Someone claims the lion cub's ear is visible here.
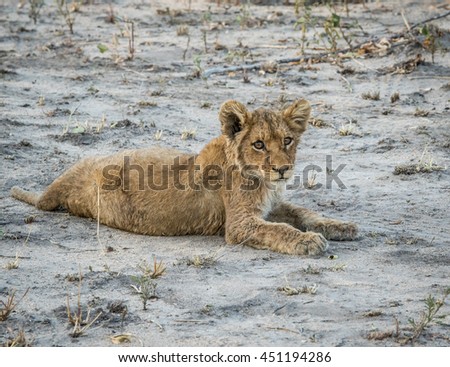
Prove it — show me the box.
[219,100,250,140]
[282,99,311,134]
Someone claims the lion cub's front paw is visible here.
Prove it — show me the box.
[313,220,358,241]
[293,232,328,256]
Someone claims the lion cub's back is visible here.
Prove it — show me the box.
[84,147,225,236]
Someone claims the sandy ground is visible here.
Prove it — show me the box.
[1,0,449,347]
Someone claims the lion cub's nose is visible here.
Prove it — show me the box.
[272,166,289,178]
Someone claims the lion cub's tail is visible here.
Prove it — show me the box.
[11,186,40,207]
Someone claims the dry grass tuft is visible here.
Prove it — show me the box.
[154,130,163,141]
[390,92,400,103]
[302,263,346,274]
[66,272,102,337]
[305,170,318,189]
[5,252,20,270]
[339,123,355,136]
[137,257,166,279]
[414,108,429,117]
[0,289,29,322]
[361,90,380,101]
[185,252,220,268]
[308,117,328,128]
[394,147,444,175]
[278,283,318,296]
[181,128,196,140]
[3,328,32,347]
[176,25,189,36]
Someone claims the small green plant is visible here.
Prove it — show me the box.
[236,1,252,29]
[295,2,362,54]
[130,276,158,310]
[192,55,206,79]
[201,7,212,23]
[294,1,316,54]
[323,11,341,53]
[405,289,449,344]
[367,288,449,343]
[97,43,108,54]
[418,24,442,63]
[131,258,162,310]
[55,0,76,35]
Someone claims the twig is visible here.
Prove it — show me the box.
[96,185,101,248]
[202,10,450,78]
[408,10,450,31]
[401,10,411,31]
[339,74,352,92]
[118,66,147,78]
[182,33,191,62]
[350,57,378,72]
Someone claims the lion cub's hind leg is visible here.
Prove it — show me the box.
[11,184,63,211]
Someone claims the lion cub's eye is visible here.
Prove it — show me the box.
[284,137,293,146]
[253,141,265,150]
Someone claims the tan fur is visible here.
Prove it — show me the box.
[11,99,357,255]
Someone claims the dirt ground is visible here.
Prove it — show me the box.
[1,0,449,347]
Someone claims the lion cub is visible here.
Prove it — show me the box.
[11,99,357,255]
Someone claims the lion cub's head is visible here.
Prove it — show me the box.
[219,99,311,182]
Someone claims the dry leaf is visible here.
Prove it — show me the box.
[110,333,133,344]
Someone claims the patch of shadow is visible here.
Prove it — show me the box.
[2,118,29,128]
[53,132,99,146]
[82,271,133,290]
[374,138,397,153]
[386,249,450,266]
[0,68,17,77]
[198,296,267,319]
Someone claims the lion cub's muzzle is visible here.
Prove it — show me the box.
[270,165,292,181]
